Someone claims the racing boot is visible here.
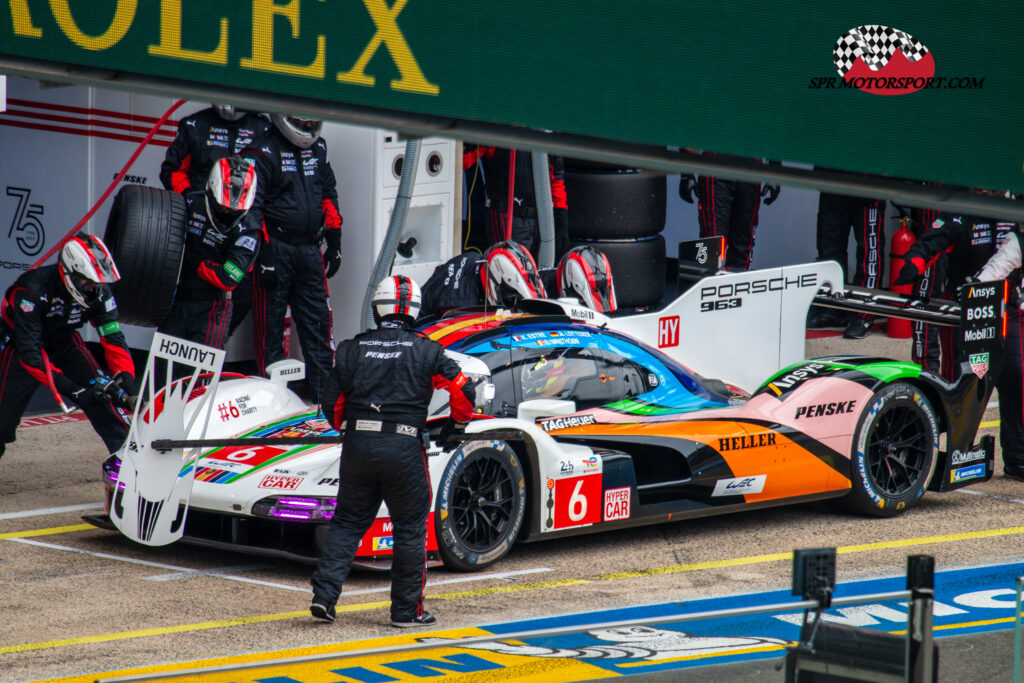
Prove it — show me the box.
[391,611,436,628]
[843,316,873,339]
[310,601,336,623]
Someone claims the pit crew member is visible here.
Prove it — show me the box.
[244,114,342,404]
[679,155,780,271]
[0,235,135,458]
[159,104,270,336]
[462,145,569,259]
[893,205,1016,381]
[159,156,260,350]
[311,276,476,627]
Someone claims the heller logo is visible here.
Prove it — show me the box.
[811,25,984,95]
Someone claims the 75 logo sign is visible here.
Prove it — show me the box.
[5,187,46,257]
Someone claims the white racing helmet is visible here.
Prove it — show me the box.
[205,156,258,234]
[483,241,546,307]
[212,104,245,122]
[59,234,121,307]
[271,113,323,149]
[557,245,617,313]
[372,275,422,324]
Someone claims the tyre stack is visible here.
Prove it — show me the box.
[564,161,666,309]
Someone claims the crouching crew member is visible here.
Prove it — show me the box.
[159,156,260,349]
[0,235,135,458]
[311,276,476,627]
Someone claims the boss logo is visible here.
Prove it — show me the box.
[966,305,996,320]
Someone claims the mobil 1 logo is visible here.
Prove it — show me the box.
[958,281,1003,378]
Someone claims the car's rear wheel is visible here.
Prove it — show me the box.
[435,440,526,571]
[843,382,938,517]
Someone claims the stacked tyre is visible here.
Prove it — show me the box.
[564,163,666,309]
[103,185,187,327]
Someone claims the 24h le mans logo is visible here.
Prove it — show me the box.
[833,25,935,95]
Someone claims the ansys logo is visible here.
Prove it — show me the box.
[810,25,984,95]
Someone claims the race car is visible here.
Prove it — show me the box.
[86,260,1006,572]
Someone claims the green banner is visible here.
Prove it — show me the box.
[2,1,1022,190]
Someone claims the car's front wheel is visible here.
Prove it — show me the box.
[435,440,526,571]
[844,382,938,517]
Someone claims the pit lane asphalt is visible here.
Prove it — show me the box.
[1,331,1022,682]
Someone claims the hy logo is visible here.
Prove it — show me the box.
[833,25,934,95]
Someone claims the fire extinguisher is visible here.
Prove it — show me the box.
[887,216,916,338]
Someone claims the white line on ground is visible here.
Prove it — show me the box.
[144,563,274,582]
[0,502,103,521]
[958,488,1024,505]
[4,537,553,594]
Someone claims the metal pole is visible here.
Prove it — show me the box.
[1015,576,1022,683]
[905,555,936,683]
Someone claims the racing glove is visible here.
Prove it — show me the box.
[54,374,103,409]
[323,229,342,279]
[89,375,137,412]
[893,256,927,286]
[760,184,781,206]
[255,245,277,290]
[678,174,697,203]
[439,418,467,449]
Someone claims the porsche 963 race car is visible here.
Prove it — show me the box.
[85,260,1006,571]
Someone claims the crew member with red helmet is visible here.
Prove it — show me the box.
[0,235,135,458]
[244,113,342,404]
[159,156,260,350]
[311,276,476,627]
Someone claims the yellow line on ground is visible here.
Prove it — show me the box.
[618,642,791,667]
[7,526,1024,656]
[980,420,999,428]
[838,526,1024,554]
[0,523,93,540]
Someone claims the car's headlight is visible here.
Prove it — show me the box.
[251,496,336,521]
[102,456,124,491]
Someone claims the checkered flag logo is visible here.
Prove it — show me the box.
[833,25,930,77]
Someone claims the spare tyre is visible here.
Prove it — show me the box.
[571,235,665,309]
[565,169,666,240]
[103,185,186,327]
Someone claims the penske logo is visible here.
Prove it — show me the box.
[794,400,856,419]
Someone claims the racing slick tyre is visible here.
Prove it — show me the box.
[571,235,666,309]
[564,169,666,240]
[103,185,187,327]
[435,439,527,571]
[843,382,938,517]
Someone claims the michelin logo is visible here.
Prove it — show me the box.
[951,464,986,483]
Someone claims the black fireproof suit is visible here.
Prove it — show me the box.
[463,145,569,258]
[697,176,762,271]
[312,318,476,621]
[159,107,270,336]
[0,265,134,453]
[910,206,945,373]
[816,192,887,321]
[898,213,1016,381]
[244,130,342,403]
[159,194,262,350]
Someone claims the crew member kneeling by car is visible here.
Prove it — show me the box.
[310,276,476,627]
[0,235,136,459]
[159,156,260,350]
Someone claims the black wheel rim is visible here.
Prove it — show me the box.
[866,403,930,497]
[450,453,517,551]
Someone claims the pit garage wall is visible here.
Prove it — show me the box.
[0,76,456,361]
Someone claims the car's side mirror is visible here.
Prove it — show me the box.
[517,399,577,422]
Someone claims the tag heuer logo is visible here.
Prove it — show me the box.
[969,352,990,379]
